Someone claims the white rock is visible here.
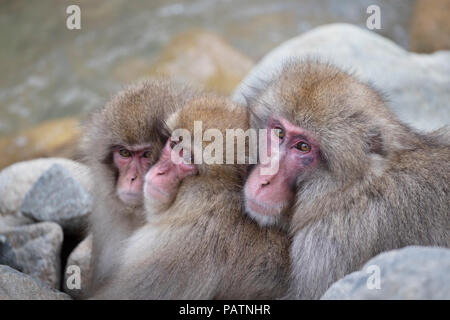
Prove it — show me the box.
[232,23,450,132]
[20,164,93,235]
[321,246,450,300]
[0,158,93,229]
[0,265,71,300]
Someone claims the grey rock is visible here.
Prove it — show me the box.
[63,234,92,299]
[321,246,450,300]
[0,235,21,271]
[0,158,93,230]
[0,265,71,300]
[232,23,450,132]
[1,222,63,289]
[20,163,93,235]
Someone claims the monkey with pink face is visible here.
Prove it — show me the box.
[90,96,291,300]
[242,61,450,299]
[81,79,200,296]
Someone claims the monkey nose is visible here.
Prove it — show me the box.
[261,180,270,187]
[156,169,167,175]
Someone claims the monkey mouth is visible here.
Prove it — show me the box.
[246,198,285,217]
[118,191,142,206]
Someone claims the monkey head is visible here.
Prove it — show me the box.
[143,136,198,210]
[143,96,249,215]
[111,144,155,206]
[244,115,321,227]
[243,61,411,228]
[82,80,179,208]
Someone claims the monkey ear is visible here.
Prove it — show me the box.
[368,129,385,156]
[157,118,172,141]
[246,101,266,128]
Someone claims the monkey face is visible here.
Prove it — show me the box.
[244,117,320,227]
[113,144,154,206]
[143,138,197,210]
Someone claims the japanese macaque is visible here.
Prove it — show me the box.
[91,96,290,299]
[242,61,450,299]
[81,79,199,295]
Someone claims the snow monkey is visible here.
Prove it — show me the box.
[242,61,450,299]
[82,79,199,296]
[91,95,291,299]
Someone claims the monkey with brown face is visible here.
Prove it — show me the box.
[242,61,450,299]
[81,79,199,295]
[91,96,291,299]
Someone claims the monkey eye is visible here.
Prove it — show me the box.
[142,151,152,158]
[170,136,183,149]
[274,127,285,139]
[118,149,131,157]
[295,142,311,152]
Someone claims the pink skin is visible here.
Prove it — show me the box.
[244,117,320,220]
[113,145,153,206]
[144,138,197,205]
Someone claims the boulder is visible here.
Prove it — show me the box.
[321,246,450,300]
[1,222,63,289]
[0,235,21,271]
[63,234,92,299]
[20,164,92,235]
[232,23,450,132]
[0,158,93,230]
[0,265,71,300]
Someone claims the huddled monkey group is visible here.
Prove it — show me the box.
[81,61,449,300]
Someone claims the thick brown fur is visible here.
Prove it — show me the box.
[246,61,450,299]
[91,97,291,299]
[81,78,199,296]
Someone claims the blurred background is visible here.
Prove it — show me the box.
[0,0,449,169]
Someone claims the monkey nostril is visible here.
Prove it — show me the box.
[261,180,270,187]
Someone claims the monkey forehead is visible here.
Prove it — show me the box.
[111,143,153,152]
[100,82,180,145]
[172,97,249,132]
[252,66,390,148]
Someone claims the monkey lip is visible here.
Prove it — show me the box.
[118,191,142,206]
[246,198,285,217]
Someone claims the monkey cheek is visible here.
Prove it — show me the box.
[143,180,176,207]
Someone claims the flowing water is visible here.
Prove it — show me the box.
[0,0,414,136]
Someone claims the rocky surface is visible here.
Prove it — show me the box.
[322,246,450,300]
[63,234,92,299]
[232,23,450,132]
[0,265,71,300]
[410,0,450,53]
[1,222,63,289]
[0,158,93,230]
[0,117,81,170]
[0,235,21,271]
[20,164,92,235]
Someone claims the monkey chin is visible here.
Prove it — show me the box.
[117,191,143,207]
[244,198,287,228]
